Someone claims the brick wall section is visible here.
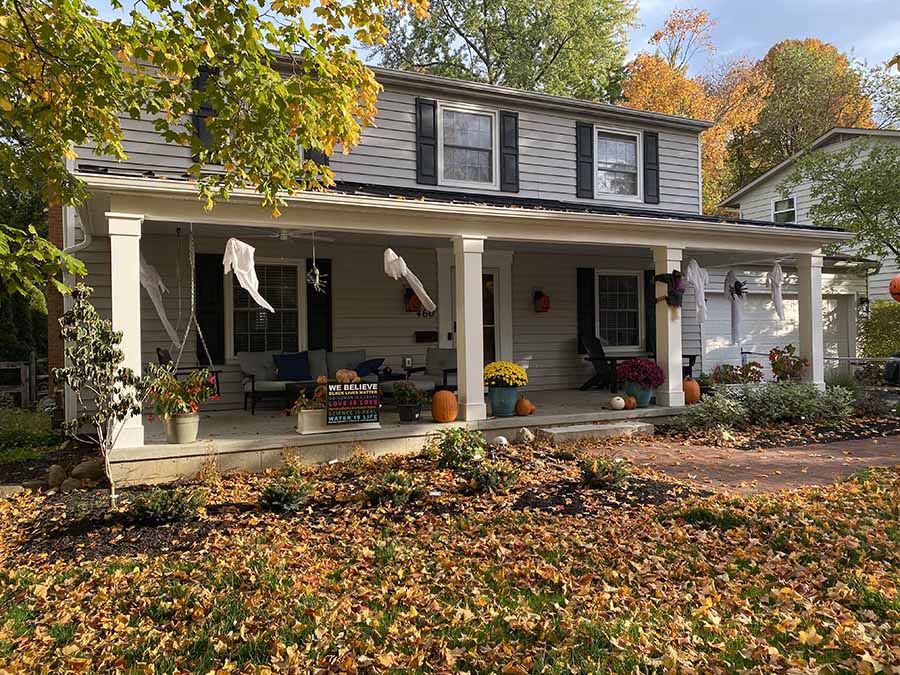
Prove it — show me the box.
[46,204,65,377]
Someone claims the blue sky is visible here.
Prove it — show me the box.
[629,0,900,74]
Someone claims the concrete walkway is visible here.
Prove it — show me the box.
[612,435,900,494]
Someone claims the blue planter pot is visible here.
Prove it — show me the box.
[488,387,519,417]
[623,381,653,408]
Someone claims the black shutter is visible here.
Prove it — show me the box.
[416,98,437,185]
[191,67,216,152]
[195,253,225,365]
[305,148,329,166]
[644,269,657,355]
[306,258,333,351]
[499,111,519,192]
[576,268,596,354]
[643,131,660,204]
[575,122,594,199]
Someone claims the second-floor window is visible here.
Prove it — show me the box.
[596,128,641,199]
[772,196,796,224]
[438,103,498,188]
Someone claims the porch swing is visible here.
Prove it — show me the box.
[150,224,222,397]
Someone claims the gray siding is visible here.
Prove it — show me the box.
[73,83,702,215]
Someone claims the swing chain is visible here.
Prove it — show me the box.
[174,225,215,370]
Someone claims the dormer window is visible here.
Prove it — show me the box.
[596,127,641,199]
[437,103,499,189]
[772,196,796,224]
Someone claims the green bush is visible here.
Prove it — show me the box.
[128,486,207,524]
[580,455,630,488]
[365,470,424,506]
[432,428,485,469]
[0,407,59,449]
[259,476,312,513]
[464,459,520,494]
[860,300,900,357]
[678,383,854,431]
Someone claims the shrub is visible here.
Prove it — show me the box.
[711,362,763,385]
[128,486,207,524]
[580,455,630,488]
[860,300,900,357]
[676,394,749,431]
[259,476,312,513]
[0,408,59,449]
[854,393,893,417]
[768,344,808,382]
[464,460,520,494]
[432,428,485,469]
[365,470,424,506]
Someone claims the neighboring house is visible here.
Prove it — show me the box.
[52,65,853,452]
[720,127,900,373]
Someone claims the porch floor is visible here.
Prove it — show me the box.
[116,389,685,485]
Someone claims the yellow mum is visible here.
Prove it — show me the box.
[483,361,528,388]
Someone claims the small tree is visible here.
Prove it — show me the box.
[53,284,143,505]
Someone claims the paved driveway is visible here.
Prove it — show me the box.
[613,435,900,494]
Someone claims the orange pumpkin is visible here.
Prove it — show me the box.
[316,375,328,385]
[515,398,533,416]
[683,378,701,405]
[623,395,637,410]
[528,401,537,415]
[891,274,900,302]
[431,389,459,423]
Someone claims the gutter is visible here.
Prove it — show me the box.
[76,173,853,245]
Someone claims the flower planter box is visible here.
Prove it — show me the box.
[295,409,381,435]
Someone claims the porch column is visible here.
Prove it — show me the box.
[453,236,487,421]
[797,252,825,389]
[653,245,684,407]
[107,212,145,448]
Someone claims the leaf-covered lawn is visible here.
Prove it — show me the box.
[1,450,899,674]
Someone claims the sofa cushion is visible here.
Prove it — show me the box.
[354,358,384,378]
[237,351,278,381]
[307,349,328,379]
[273,352,311,381]
[327,350,367,376]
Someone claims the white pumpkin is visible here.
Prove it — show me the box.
[492,435,510,447]
[609,396,626,411]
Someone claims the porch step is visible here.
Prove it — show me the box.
[538,421,655,445]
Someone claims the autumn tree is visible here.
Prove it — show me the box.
[731,39,873,185]
[372,0,638,102]
[621,9,765,212]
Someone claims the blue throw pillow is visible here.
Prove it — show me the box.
[354,358,384,378]
[273,352,311,381]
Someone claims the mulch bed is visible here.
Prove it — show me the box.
[0,440,96,485]
[8,443,706,564]
[659,414,900,451]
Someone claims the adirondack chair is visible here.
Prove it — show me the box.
[578,332,615,391]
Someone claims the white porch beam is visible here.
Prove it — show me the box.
[453,236,487,421]
[107,212,145,448]
[653,246,684,407]
[797,252,825,389]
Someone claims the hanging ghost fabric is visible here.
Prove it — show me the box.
[140,254,182,346]
[766,262,786,321]
[725,270,746,345]
[384,249,437,312]
[223,238,275,313]
[684,259,709,322]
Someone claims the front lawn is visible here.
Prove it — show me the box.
[1,441,899,674]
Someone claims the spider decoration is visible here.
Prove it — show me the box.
[307,263,327,293]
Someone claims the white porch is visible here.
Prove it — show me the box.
[72,175,849,474]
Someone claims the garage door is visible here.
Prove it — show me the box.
[702,294,850,377]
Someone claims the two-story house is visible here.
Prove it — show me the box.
[720,127,900,375]
[52,65,853,482]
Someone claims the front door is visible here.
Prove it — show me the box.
[451,269,500,365]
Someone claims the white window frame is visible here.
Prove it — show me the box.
[771,195,797,223]
[437,101,500,190]
[224,257,308,363]
[594,269,645,353]
[594,124,643,203]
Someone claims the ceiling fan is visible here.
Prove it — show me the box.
[246,228,336,243]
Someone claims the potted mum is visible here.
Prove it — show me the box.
[616,358,664,408]
[292,384,327,434]
[483,361,528,417]
[145,364,218,443]
[393,381,426,423]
